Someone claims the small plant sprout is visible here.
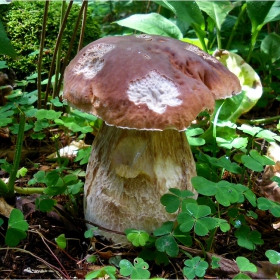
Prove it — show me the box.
[63,34,241,242]
[183,256,209,280]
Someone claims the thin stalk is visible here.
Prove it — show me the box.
[37,0,49,109]
[14,186,45,195]
[216,27,222,49]
[237,115,280,125]
[52,1,67,104]
[7,112,26,197]
[78,0,88,52]
[44,1,73,108]
[54,1,87,99]
[226,3,247,50]
[193,24,208,53]
[246,25,262,63]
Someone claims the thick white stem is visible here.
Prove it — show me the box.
[84,123,197,242]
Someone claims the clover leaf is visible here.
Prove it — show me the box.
[119,258,150,279]
[265,250,280,265]
[183,256,208,280]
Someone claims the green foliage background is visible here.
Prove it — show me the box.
[0,1,100,80]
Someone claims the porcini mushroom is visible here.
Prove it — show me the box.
[63,35,241,242]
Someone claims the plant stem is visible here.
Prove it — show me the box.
[78,0,88,52]
[226,3,247,50]
[44,1,73,107]
[37,0,49,109]
[238,115,280,125]
[7,112,26,197]
[52,1,66,105]
[216,27,222,49]
[246,25,262,63]
[192,24,208,53]
[14,186,45,195]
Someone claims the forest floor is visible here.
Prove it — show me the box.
[0,103,280,279]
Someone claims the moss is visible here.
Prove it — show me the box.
[0,1,100,80]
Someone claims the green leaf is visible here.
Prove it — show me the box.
[119,258,150,279]
[155,235,179,257]
[35,195,56,212]
[247,1,280,32]
[36,109,62,120]
[261,33,280,62]
[5,209,29,246]
[236,256,257,272]
[84,227,98,238]
[241,155,264,172]
[233,273,251,280]
[55,234,67,249]
[214,51,262,123]
[126,229,150,247]
[0,19,17,58]
[154,1,204,27]
[186,127,206,146]
[265,250,280,265]
[183,256,209,280]
[5,228,27,247]
[196,1,234,30]
[235,225,263,250]
[211,256,220,269]
[85,266,116,279]
[160,194,180,213]
[249,150,275,166]
[153,221,174,236]
[257,197,280,217]
[114,13,183,39]
[8,209,29,231]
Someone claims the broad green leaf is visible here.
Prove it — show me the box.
[173,226,193,247]
[197,1,234,30]
[214,51,262,123]
[236,256,257,272]
[155,235,179,257]
[55,234,67,249]
[186,127,205,146]
[247,1,280,32]
[265,250,280,265]
[211,256,220,269]
[84,227,98,238]
[178,214,195,232]
[114,13,183,39]
[181,38,208,50]
[0,19,17,58]
[235,225,263,250]
[119,259,134,276]
[261,33,280,62]
[154,1,204,27]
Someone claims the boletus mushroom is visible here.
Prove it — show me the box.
[63,34,241,242]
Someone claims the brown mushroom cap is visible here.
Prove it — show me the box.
[63,35,241,131]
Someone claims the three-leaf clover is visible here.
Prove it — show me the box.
[234,225,263,250]
[183,256,208,280]
[5,209,29,246]
[119,258,150,279]
[125,229,150,247]
[177,203,218,236]
[233,256,257,279]
[265,250,280,264]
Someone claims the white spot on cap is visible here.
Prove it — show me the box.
[136,34,152,39]
[127,70,182,114]
[73,43,115,79]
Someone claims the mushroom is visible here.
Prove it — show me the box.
[63,34,241,242]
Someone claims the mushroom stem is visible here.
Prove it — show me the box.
[84,123,197,242]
